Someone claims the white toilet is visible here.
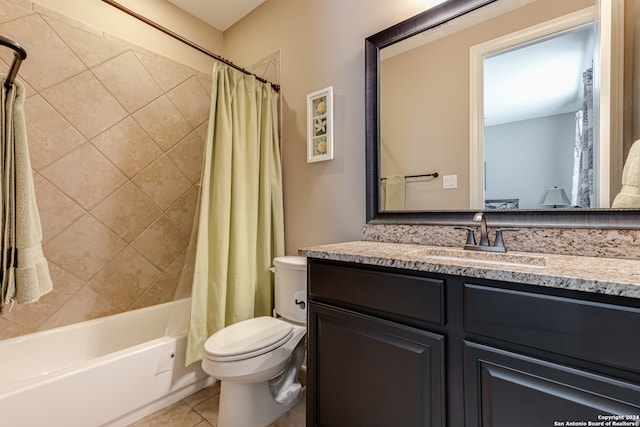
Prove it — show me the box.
[201,256,307,427]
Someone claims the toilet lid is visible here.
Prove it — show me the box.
[204,317,293,362]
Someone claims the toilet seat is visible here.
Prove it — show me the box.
[204,317,293,362]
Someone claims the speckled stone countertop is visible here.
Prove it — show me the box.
[299,241,640,300]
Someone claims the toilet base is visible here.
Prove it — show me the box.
[218,379,302,427]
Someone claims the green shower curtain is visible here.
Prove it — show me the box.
[185,63,284,366]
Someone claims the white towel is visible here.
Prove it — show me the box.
[612,139,640,208]
[384,175,406,210]
[1,76,52,312]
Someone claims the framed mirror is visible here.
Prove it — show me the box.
[365,0,640,228]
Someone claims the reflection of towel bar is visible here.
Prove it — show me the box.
[381,172,438,181]
[0,34,27,88]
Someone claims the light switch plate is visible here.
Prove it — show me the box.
[443,174,457,189]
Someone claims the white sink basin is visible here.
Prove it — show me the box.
[411,247,547,269]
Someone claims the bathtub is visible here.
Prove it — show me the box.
[0,298,213,427]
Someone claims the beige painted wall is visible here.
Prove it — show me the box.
[223,0,436,254]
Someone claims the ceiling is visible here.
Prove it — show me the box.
[484,25,595,127]
[167,0,266,31]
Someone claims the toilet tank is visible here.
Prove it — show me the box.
[272,256,307,324]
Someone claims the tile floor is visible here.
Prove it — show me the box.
[128,381,306,427]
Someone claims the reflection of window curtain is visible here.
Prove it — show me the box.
[571,67,594,208]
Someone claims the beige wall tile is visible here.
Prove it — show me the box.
[133,156,191,210]
[0,1,32,23]
[132,215,189,270]
[44,214,126,281]
[5,0,32,10]
[89,247,161,310]
[167,131,204,183]
[91,182,161,243]
[166,76,210,127]
[166,185,199,235]
[92,51,163,113]
[0,55,9,72]
[43,15,127,68]
[2,263,83,332]
[33,174,84,243]
[41,70,128,139]
[132,250,186,310]
[43,286,122,329]
[195,120,209,141]
[0,13,86,91]
[41,143,127,210]
[91,117,162,178]
[5,64,37,98]
[24,94,86,171]
[135,51,194,92]
[0,317,28,340]
[198,76,212,96]
[132,95,192,150]
[1,0,212,338]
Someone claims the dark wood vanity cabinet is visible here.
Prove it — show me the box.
[306,258,640,427]
[307,260,447,427]
[308,304,445,426]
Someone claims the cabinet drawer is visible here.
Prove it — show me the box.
[464,283,640,373]
[309,260,445,327]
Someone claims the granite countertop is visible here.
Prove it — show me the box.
[299,241,640,300]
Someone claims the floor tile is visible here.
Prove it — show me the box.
[128,382,306,427]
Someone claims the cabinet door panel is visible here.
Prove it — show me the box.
[464,342,640,427]
[308,303,445,427]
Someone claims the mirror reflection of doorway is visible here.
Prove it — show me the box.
[483,25,595,209]
[468,7,604,210]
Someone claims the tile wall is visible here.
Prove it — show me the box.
[0,0,211,338]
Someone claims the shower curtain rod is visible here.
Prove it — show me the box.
[0,34,27,88]
[101,0,280,92]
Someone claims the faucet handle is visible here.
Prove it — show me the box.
[493,228,519,250]
[454,226,476,246]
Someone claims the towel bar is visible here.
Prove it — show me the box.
[0,34,27,88]
[381,172,439,181]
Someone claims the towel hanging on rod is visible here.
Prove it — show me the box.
[381,172,438,181]
[0,34,27,88]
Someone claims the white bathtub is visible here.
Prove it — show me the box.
[0,298,213,427]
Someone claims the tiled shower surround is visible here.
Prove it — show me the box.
[0,0,211,339]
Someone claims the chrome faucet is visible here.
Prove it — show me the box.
[455,212,518,253]
[473,212,490,247]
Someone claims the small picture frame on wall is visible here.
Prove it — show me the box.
[307,86,334,163]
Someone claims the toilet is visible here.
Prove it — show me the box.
[201,256,307,427]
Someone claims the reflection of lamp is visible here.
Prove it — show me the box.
[542,186,571,208]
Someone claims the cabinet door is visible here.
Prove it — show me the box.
[464,341,640,427]
[308,302,445,427]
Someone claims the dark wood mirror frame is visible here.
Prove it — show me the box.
[365,0,640,229]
